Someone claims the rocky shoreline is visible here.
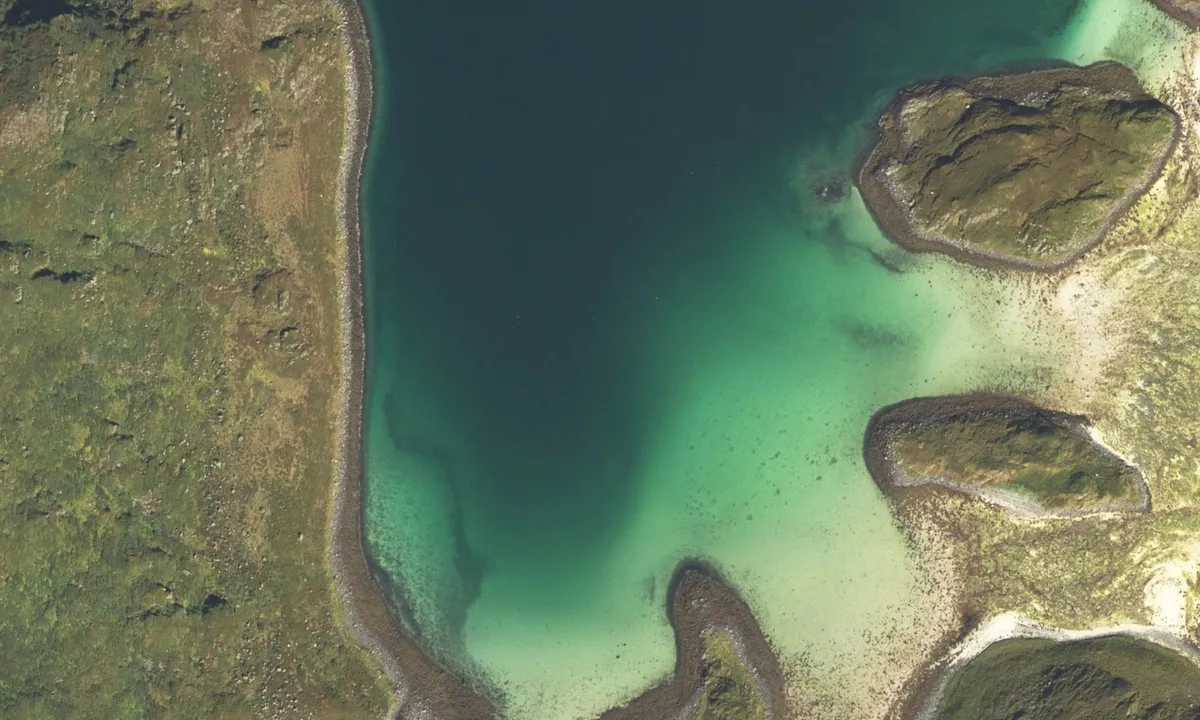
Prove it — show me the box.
[321,7,782,719]
[856,61,1181,272]
[326,2,496,718]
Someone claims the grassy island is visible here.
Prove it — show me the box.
[865,396,1147,515]
[933,635,1200,719]
[857,62,1178,270]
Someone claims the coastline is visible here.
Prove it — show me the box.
[319,4,1200,720]
[325,2,497,718]
[855,61,1182,273]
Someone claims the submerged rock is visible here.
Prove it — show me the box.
[932,635,1200,719]
[857,62,1178,270]
[864,394,1148,516]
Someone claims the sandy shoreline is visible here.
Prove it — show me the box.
[326,2,497,718]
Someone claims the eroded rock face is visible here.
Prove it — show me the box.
[857,62,1178,270]
[864,395,1148,516]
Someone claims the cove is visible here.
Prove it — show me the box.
[357,0,1180,717]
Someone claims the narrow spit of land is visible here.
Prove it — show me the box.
[600,561,786,720]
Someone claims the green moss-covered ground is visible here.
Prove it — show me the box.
[934,635,1200,720]
[0,1,389,717]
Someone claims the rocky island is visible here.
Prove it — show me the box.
[865,395,1147,516]
[857,62,1178,270]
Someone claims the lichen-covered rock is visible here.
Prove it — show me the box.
[857,62,1178,270]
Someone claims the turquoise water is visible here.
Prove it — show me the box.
[358,0,1183,716]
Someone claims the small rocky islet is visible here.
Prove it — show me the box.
[857,61,1178,270]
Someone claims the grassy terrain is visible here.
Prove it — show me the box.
[934,635,1200,720]
[863,64,1175,266]
[689,629,768,720]
[0,1,389,717]
[889,408,1143,512]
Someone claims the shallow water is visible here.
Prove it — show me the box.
[358,0,1180,716]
